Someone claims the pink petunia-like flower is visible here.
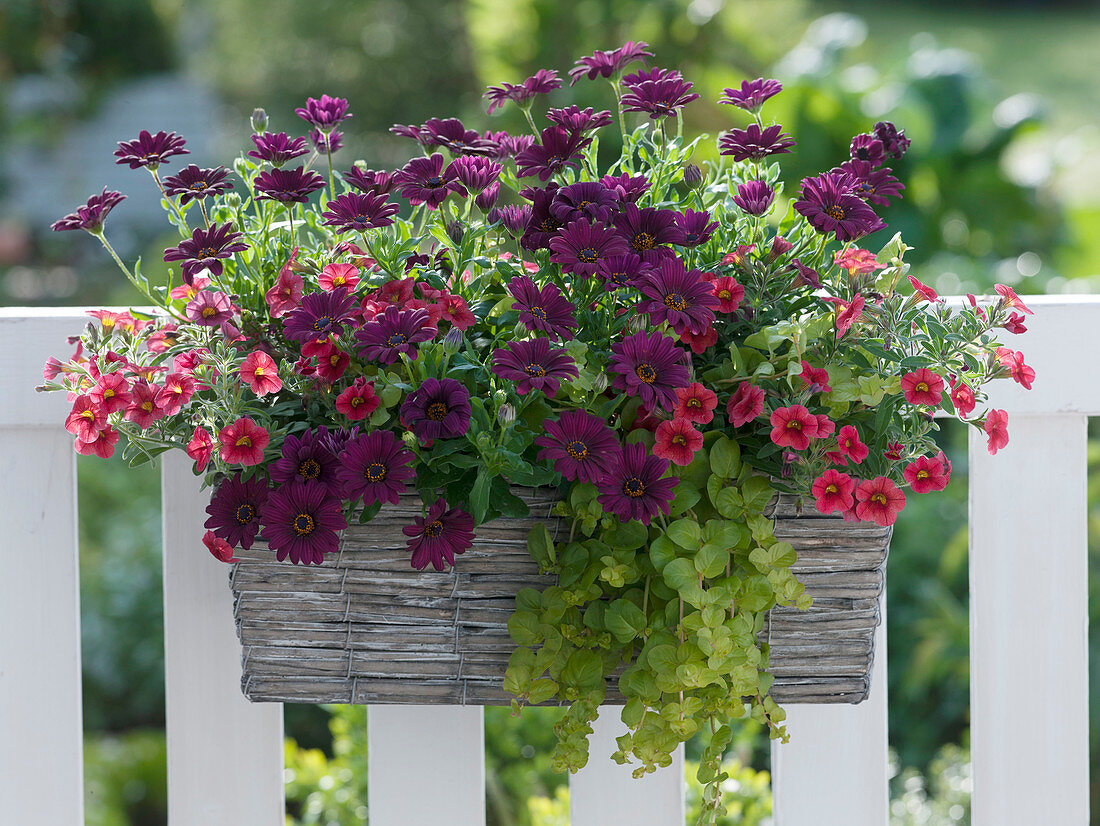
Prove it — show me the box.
[266,249,304,318]
[240,351,283,397]
[984,409,1009,456]
[203,531,239,563]
[1003,312,1028,334]
[908,275,940,304]
[710,275,744,313]
[88,372,131,415]
[814,414,836,439]
[812,469,855,515]
[65,396,107,442]
[156,372,196,416]
[653,418,704,466]
[904,452,952,494]
[854,476,906,526]
[995,284,1034,316]
[900,368,945,406]
[995,347,1035,390]
[829,294,865,338]
[218,417,270,466]
[950,380,976,417]
[834,248,885,276]
[679,325,718,355]
[727,382,764,427]
[318,263,360,292]
[884,441,905,462]
[799,361,832,393]
[75,426,120,459]
[769,405,819,451]
[834,425,869,465]
[315,346,350,383]
[124,380,164,429]
[673,383,718,425]
[335,377,381,421]
[440,295,476,330]
[186,426,214,472]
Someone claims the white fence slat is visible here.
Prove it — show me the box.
[162,452,285,825]
[570,706,685,826]
[771,595,889,825]
[969,415,1089,825]
[368,705,485,825]
[0,429,84,824]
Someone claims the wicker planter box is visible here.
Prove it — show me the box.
[230,487,889,705]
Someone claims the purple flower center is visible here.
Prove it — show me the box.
[424,519,444,537]
[528,305,547,321]
[578,247,599,263]
[313,316,334,332]
[427,402,448,421]
[387,333,409,347]
[298,459,321,480]
[524,363,546,377]
[664,293,686,311]
[235,504,255,524]
[566,440,588,460]
[632,232,655,251]
[623,477,646,498]
[635,363,657,384]
[293,513,316,535]
[825,205,847,221]
[366,463,387,482]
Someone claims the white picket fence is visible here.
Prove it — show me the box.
[0,298,1090,825]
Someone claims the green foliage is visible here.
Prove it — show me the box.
[84,730,167,826]
[285,706,370,825]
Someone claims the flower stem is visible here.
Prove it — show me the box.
[92,230,166,311]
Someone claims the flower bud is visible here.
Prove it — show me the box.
[592,372,609,394]
[251,108,268,134]
[442,326,463,355]
[446,220,465,246]
[497,403,516,426]
[682,163,704,189]
[492,389,508,406]
[224,192,242,210]
[476,432,492,450]
[402,431,418,449]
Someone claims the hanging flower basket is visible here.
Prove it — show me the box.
[231,489,888,705]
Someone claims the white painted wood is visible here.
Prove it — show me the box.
[0,428,83,824]
[368,705,486,825]
[771,595,889,825]
[969,415,1089,825]
[570,706,685,826]
[162,452,285,825]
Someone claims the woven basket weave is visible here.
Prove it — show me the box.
[230,487,889,705]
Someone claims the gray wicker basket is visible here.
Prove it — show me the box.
[230,487,889,705]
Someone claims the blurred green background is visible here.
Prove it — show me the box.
[3,0,1097,823]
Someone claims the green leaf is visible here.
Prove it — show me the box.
[695,543,729,578]
[526,678,558,704]
[713,487,743,519]
[470,469,491,523]
[507,611,542,646]
[662,557,698,592]
[738,575,775,613]
[606,521,649,550]
[526,525,556,568]
[561,649,604,691]
[606,599,648,643]
[666,518,701,550]
[649,535,678,572]
[740,476,774,513]
[669,485,701,516]
[709,436,741,479]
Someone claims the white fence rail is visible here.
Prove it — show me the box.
[0,299,1090,825]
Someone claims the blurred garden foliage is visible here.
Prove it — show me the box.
[3,0,1097,823]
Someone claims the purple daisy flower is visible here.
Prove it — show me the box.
[260,480,348,565]
[596,254,652,290]
[794,172,886,243]
[596,443,678,526]
[613,204,684,263]
[636,258,720,336]
[204,473,269,550]
[569,41,653,85]
[401,378,471,441]
[620,77,700,120]
[310,128,342,154]
[354,306,435,364]
[395,153,467,210]
[114,129,188,170]
[519,183,563,250]
[404,499,476,571]
[476,181,500,212]
[163,223,249,284]
[491,338,578,397]
[322,191,400,232]
[51,188,126,233]
[609,329,691,412]
[550,181,617,226]
[718,123,796,162]
[484,69,562,115]
[269,428,343,494]
[295,94,352,131]
[732,181,775,216]
[507,276,578,341]
[338,430,416,506]
[873,121,911,159]
[345,166,396,196]
[622,67,682,86]
[515,127,591,182]
[448,155,502,194]
[549,220,630,277]
[849,133,886,166]
[390,123,434,148]
[833,160,904,207]
[184,290,235,327]
[422,117,495,156]
[674,209,719,247]
[319,426,361,457]
[248,132,310,166]
[162,164,233,205]
[283,287,358,343]
[254,166,326,203]
[545,106,613,136]
[601,173,650,204]
[534,410,619,483]
[494,133,536,158]
[718,78,783,111]
[494,205,532,237]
